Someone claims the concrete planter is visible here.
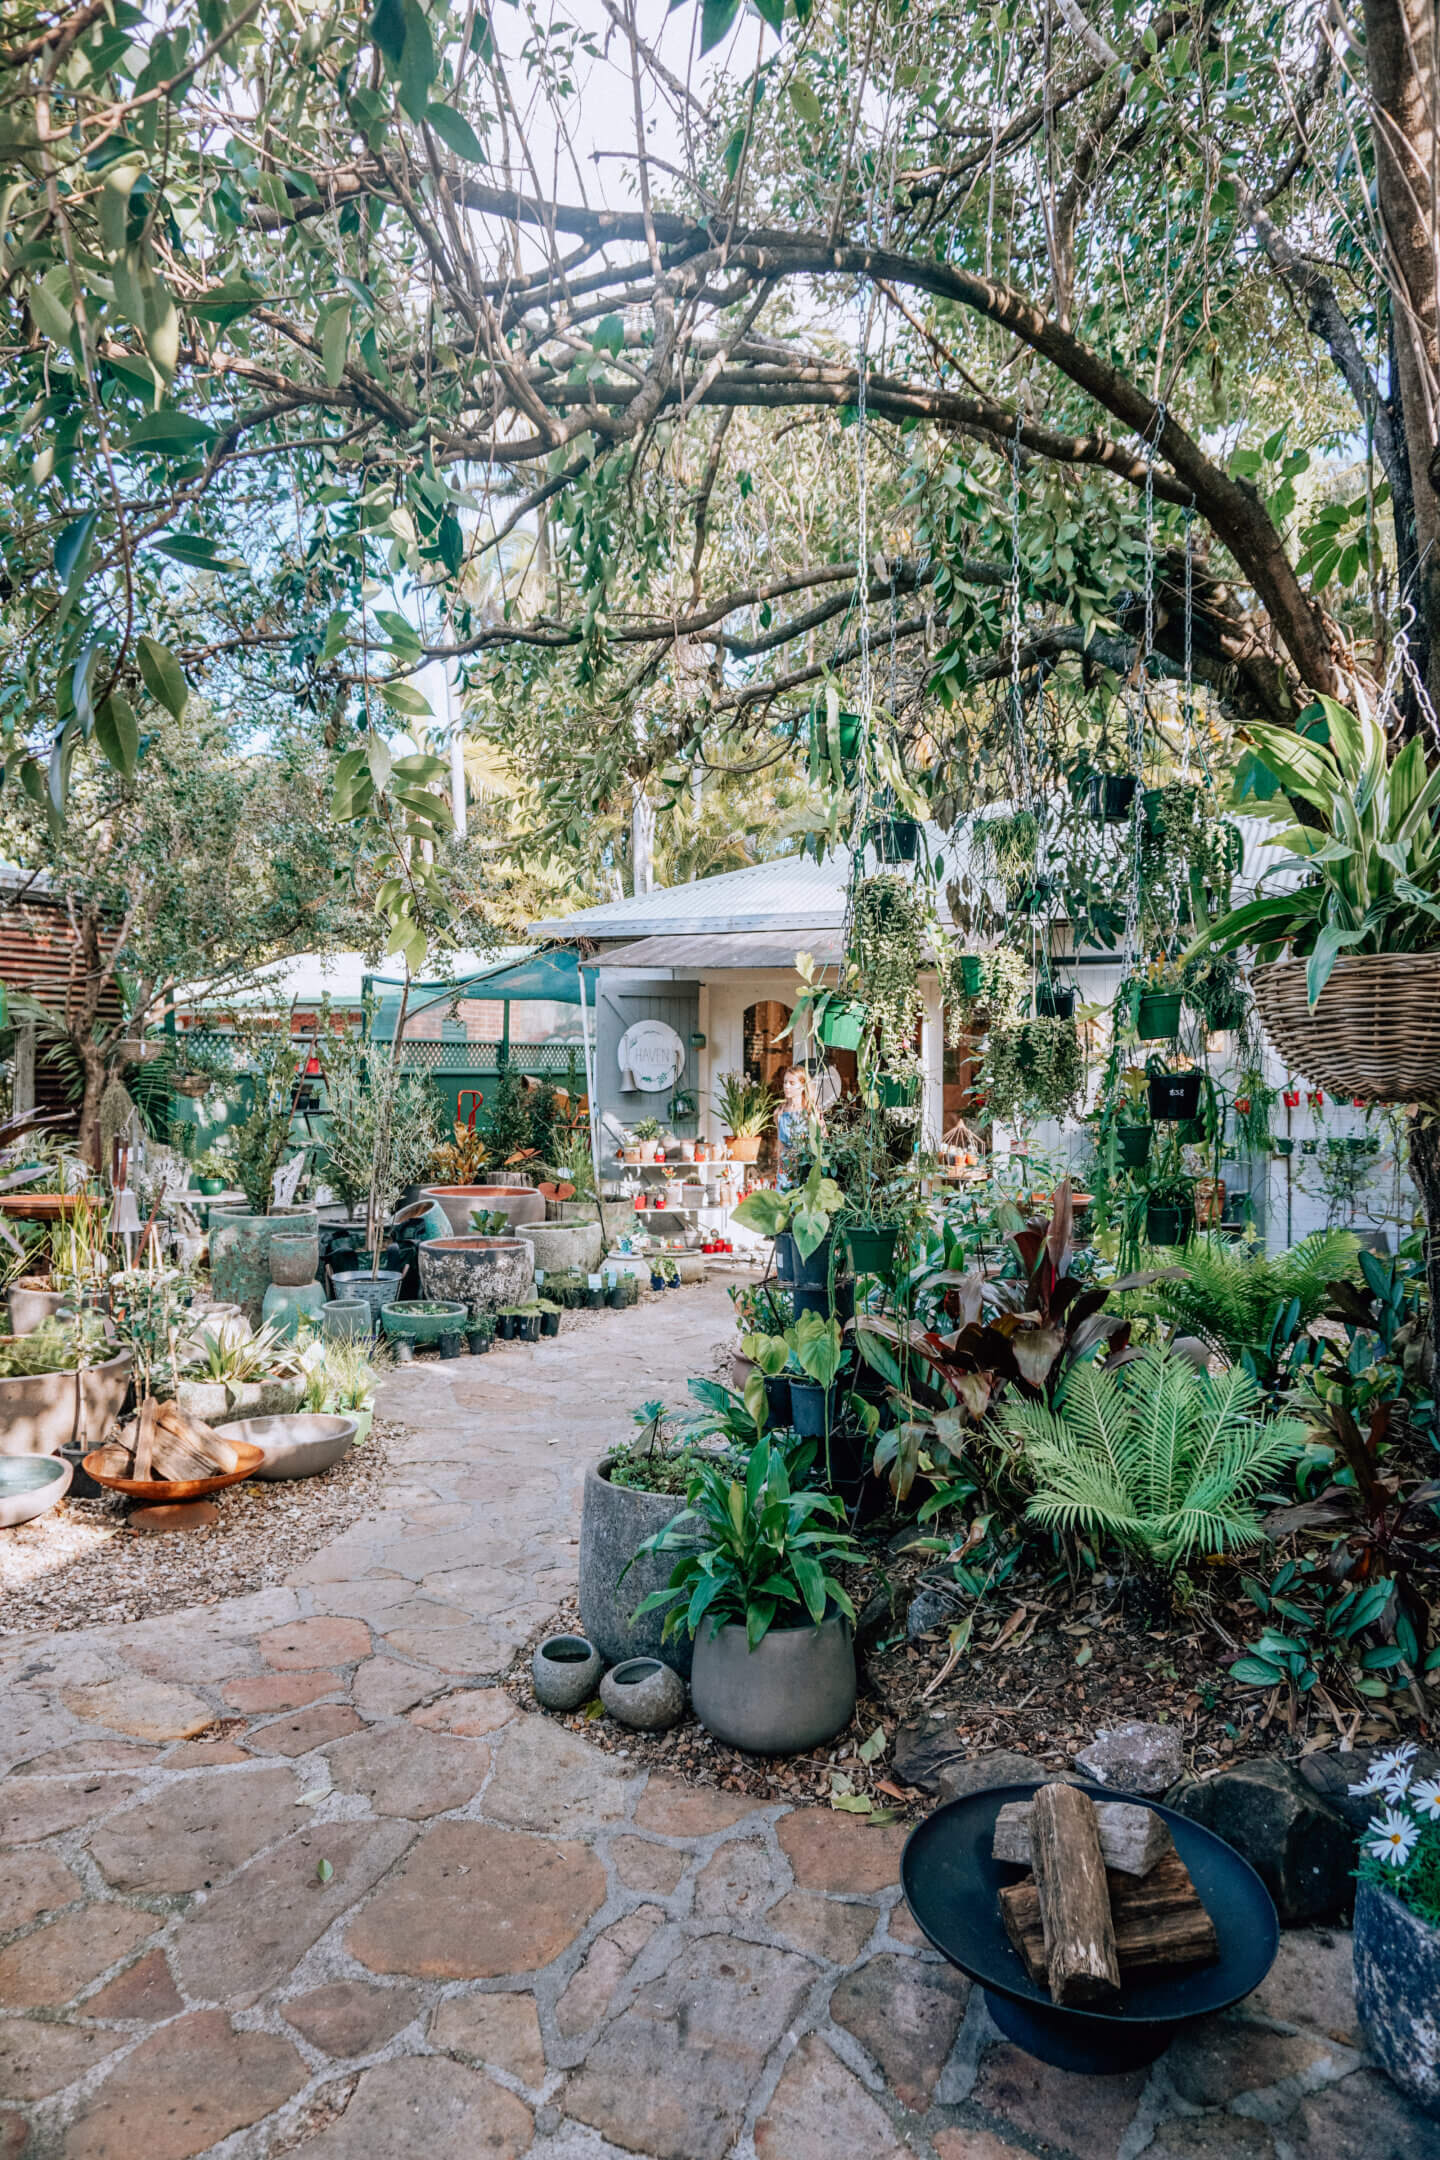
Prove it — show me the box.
[1355,1882,1440,2115]
[211,1210,320,1323]
[579,1458,693,1679]
[0,1454,72,1526]
[417,1236,534,1314]
[7,1286,68,1336]
[532,1634,603,1711]
[517,1220,604,1275]
[225,1413,357,1481]
[422,1185,545,1234]
[173,1374,306,1428]
[691,1611,855,1754]
[0,1351,132,1457]
[269,1233,319,1287]
[600,1657,686,1731]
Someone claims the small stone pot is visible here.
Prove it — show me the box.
[270,1233,319,1288]
[691,1611,855,1754]
[323,1299,371,1342]
[532,1633,603,1712]
[1355,1881,1440,2115]
[600,1656,686,1732]
[393,1338,415,1364]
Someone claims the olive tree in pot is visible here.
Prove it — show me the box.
[322,1032,438,1309]
[630,1434,865,1753]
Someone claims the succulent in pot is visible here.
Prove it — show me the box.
[627,1433,865,1752]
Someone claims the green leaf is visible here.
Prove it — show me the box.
[752,0,784,29]
[94,691,139,777]
[700,0,744,51]
[369,0,405,63]
[316,1856,334,1884]
[379,679,431,716]
[321,302,351,388]
[1228,1655,1285,1687]
[426,102,486,161]
[789,78,822,123]
[591,313,624,356]
[122,411,216,455]
[28,265,73,346]
[397,0,437,121]
[722,125,746,181]
[54,511,98,596]
[137,634,188,719]
[187,277,265,325]
[151,533,240,572]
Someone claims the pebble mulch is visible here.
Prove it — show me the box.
[0,1417,396,1636]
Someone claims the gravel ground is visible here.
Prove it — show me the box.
[0,1418,396,1636]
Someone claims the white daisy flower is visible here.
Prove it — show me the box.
[1348,1762,1391,1796]
[1354,1743,1419,1801]
[1410,1777,1440,1822]
[1366,1808,1420,1868]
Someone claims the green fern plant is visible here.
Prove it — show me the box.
[1004,1345,1306,1573]
[1143,1230,1360,1360]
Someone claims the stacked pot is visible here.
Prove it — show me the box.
[261,1228,325,1340]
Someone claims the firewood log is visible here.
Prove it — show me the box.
[154,1401,239,1473]
[1029,1783,1121,2005]
[131,1396,159,1482]
[1000,1850,1219,1989]
[993,1797,1173,1877]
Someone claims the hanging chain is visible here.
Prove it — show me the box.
[1009,409,1033,806]
[1123,409,1164,970]
[1180,505,1194,781]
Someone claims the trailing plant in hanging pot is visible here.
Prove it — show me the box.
[977,1015,1086,1127]
[850,874,926,1062]
[1088,772,1139,824]
[1124,956,1186,1041]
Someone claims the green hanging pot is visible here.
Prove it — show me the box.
[818,1002,865,1051]
[1135,989,1184,1040]
[1116,1124,1153,1169]
[959,955,985,997]
[877,1074,919,1108]
[844,1224,900,1277]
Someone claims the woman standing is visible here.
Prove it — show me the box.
[775,1065,823,1188]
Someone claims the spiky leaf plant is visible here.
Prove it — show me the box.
[1143,1230,1359,1361]
[1005,1345,1306,1574]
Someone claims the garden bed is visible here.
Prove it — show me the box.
[0,1417,396,1636]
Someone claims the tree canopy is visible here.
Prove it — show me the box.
[2,0,1437,877]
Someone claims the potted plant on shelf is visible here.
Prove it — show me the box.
[631,1116,663,1163]
[629,1433,865,1753]
[732,1161,845,1288]
[1352,1744,1440,2113]
[713,1072,775,1163]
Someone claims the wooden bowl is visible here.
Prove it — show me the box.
[81,1440,265,1503]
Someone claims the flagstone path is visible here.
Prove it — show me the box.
[1,1284,1437,2159]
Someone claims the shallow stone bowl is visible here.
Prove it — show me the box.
[0,1453,72,1527]
[222,1413,357,1481]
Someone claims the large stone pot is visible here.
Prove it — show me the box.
[173,1375,306,1428]
[8,1286,69,1336]
[690,1611,855,1753]
[518,1220,604,1275]
[423,1185,545,1234]
[210,1210,320,1323]
[579,1457,693,1680]
[0,1352,132,1456]
[417,1236,534,1313]
[1355,1881,1440,2115]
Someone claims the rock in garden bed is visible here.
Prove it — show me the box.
[0,1418,396,1636]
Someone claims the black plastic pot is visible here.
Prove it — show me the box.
[539,1309,561,1337]
[1089,773,1139,823]
[792,1278,854,1324]
[762,1373,793,1430]
[495,1312,516,1339]
[607,1285,627,1308]
[1148,1069,1204,1121]
[869,815,922,862]
[518,1314,541,1342]
[789,1378,836,1439]
[775,1229,834,1290]
[1035,984,1076,1020]
[466,1328,491,1355]
[1146,1199,1193,1246]
[649,1272,665,1292]
[438,1331,462,1358]
[586,1287,605,1309]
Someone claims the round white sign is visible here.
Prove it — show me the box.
[618,1019,685,1093]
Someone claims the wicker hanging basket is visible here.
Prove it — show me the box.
[1251,954,1440,1102]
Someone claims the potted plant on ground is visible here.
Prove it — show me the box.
[1351,1744,1440,2113]
[579,1399,710,1676]
[712,1072,775,1163]
[630,1433,865,1753]
[732,1161,845,1288]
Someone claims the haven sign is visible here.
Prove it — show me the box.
[618,1020,685,1093]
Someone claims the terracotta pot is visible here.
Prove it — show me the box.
[726,1136,763,1163]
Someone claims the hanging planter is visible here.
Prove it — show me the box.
[959,954,985,997]
[867,815,922,863]
[811,705,863,765]
[1146,1196,1194,1246]
[817,1000,866,1051]
[844,1224,900,1276]
[1089,773,1138,824]
[1252,954,1440,1102]
[1273,1137,1295,1158]
[1135,988,1184,1040]
[1142,785,1168,836]
[1035,984,1075,1020]
[1116,1123,1153,1170]
[876,1073,919,1108]
[1148,1069,1205,1121]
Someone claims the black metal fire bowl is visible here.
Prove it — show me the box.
[900,1781,1279,2074]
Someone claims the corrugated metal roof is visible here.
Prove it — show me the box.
[533,809,1308,943]
[590,929,847,971]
